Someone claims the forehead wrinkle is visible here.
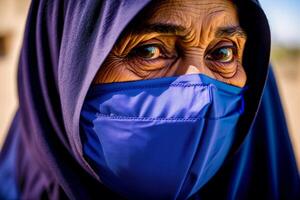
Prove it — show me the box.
[203,7,240,43]
[181,8,237,47]
[148,0,233,20]
[119,0,241,49]
[154,0,232,12]
[145,1,231,28]
[147,3,238,45]
[199,8,228,44]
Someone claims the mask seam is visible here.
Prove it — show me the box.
[89,83,209,94]
[95,112,242,121]
[89,83,244,96]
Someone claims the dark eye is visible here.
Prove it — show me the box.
[206,46,236,63]
[132,45,161,60]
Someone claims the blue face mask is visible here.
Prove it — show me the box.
[80,74,245,199]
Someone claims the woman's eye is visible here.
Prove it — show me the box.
[206,46,236,63]
[132,45,161,60]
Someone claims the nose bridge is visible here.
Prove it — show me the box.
[178,49,206,75]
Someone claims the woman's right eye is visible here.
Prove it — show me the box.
[131,44,162,60]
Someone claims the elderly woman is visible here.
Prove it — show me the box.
[0,0,299,199]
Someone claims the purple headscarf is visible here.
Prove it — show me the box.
[17,0,151,198]
[0,0,299,199]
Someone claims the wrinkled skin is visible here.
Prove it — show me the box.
[94,0,247,87]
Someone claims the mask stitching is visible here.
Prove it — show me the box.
[89,83,244,96]
[90,83,209,94]
[95,111,243,121]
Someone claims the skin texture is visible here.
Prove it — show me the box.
[94,0,247,87]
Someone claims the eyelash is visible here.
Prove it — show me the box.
[129,44,171,62]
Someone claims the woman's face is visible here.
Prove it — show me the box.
[94,0,247,87]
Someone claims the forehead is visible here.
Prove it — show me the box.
[145,0,239,27]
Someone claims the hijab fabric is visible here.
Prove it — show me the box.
[0,0,299,199]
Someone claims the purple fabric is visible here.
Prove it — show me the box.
[16,0,151,199]
[0,0,299,199]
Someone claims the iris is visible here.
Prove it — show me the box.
[207,46,235,63]
[134,45,161,60]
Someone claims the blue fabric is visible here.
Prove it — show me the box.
[0,112,20,199]
[80,74,245,199]
[194,68,300,200]
[0,0,299,199]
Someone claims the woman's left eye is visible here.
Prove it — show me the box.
[206,46,236,63]
[131,45,162,60]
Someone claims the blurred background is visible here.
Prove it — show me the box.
[0,0,299,169]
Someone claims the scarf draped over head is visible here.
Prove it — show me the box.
[0,0,299,199]
[16,0,151,198]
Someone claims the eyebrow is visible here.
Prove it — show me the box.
[133,23,247,39]
[215,26,247,38]
[134,23,186,35]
